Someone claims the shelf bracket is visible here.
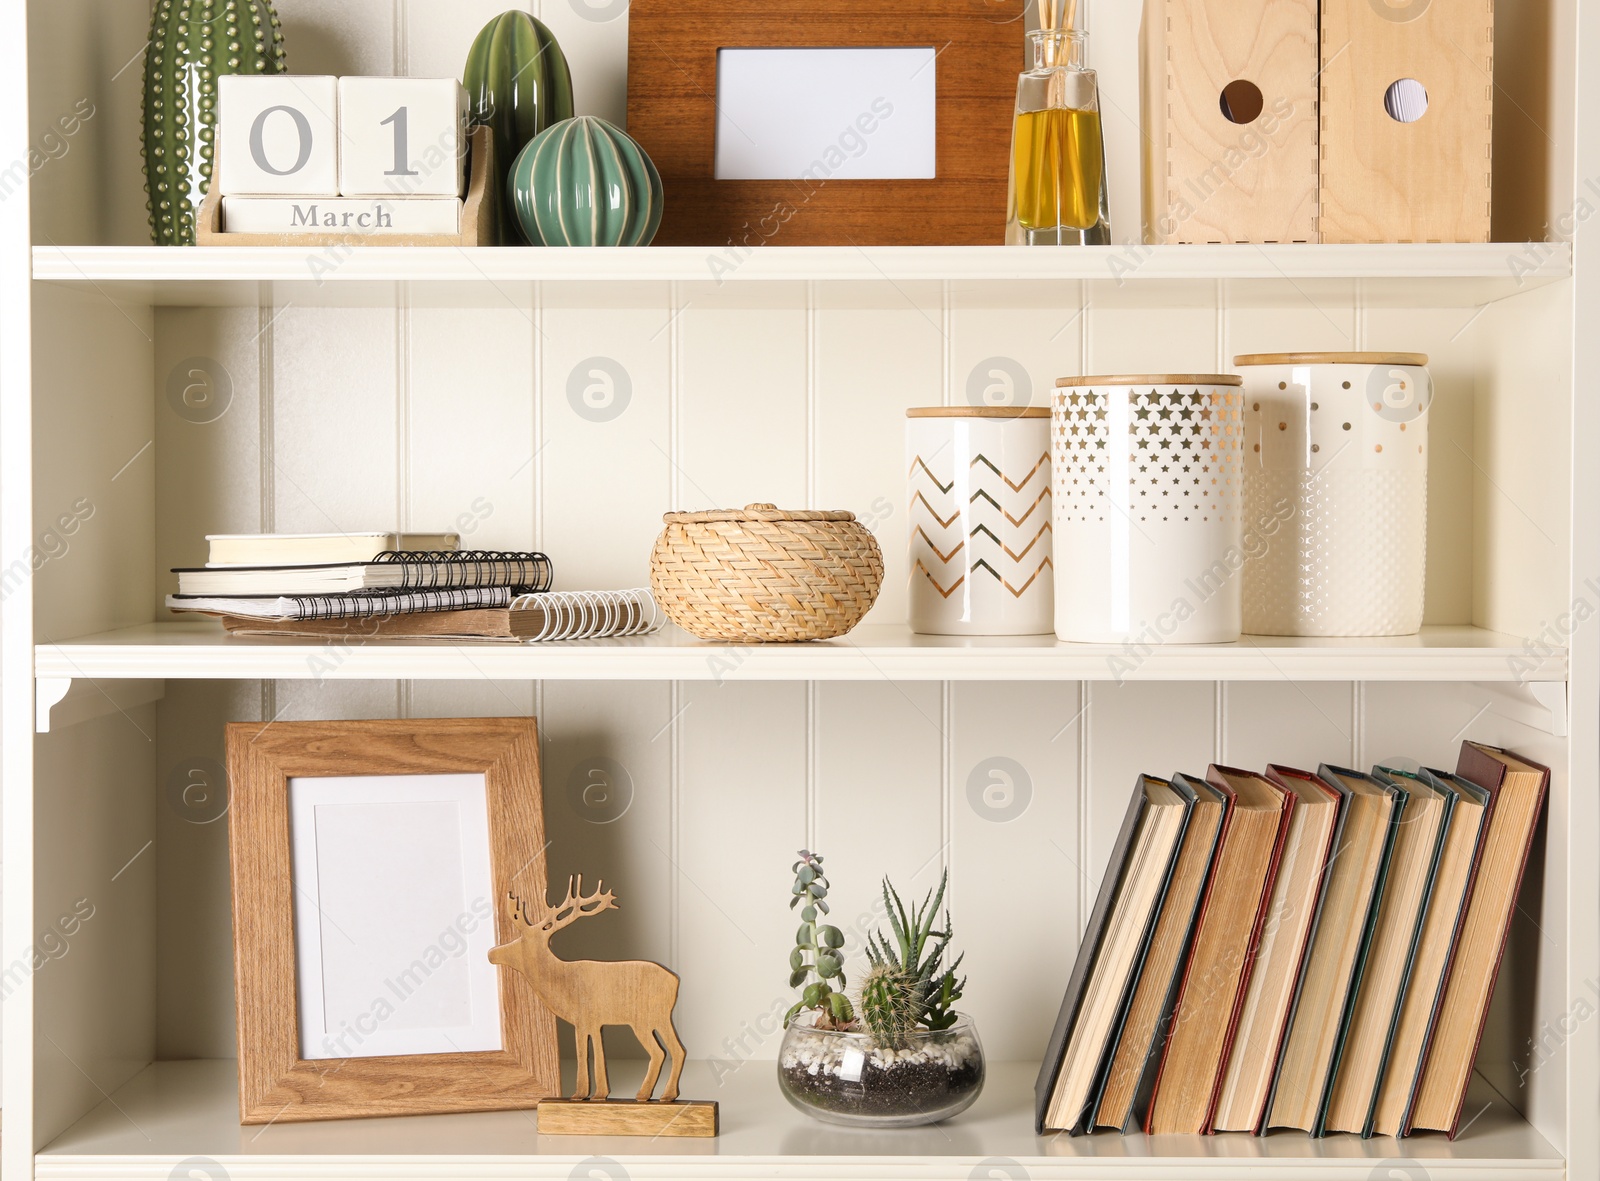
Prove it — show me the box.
[35,678,165,734]
[1472,679,1568,738]
[35,677,71,732]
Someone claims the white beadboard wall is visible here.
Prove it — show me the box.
[132,271,1572,1071]
[15,0,1575,1146]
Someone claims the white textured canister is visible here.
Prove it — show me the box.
[907,407,1054,636]
[1235,352,1431,636]
[1052,376,1245,645]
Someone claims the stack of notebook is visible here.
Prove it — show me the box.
[1035,742,1548,1141]
[166,532,660,641]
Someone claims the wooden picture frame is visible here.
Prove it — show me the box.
[626,0,1027,246]
[225,717,558,1123]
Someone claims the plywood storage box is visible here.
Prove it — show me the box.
[1319,0,1493,242]
[1139,0,1319,244]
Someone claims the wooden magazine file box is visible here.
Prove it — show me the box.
[1318,0,1493,243]
[1140,0,1319,243]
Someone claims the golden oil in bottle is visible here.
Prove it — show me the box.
[1011,106,1104,232]
[1007,28,1110,245]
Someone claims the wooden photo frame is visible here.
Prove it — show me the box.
[626,0,1028,246]
[226,717,558,1123]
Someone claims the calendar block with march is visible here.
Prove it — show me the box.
[216,74,340,196]
[338,77,470,198]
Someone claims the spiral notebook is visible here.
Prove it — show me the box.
[173,549,553,597]
[215,588,663,642]
[167,585,526,621]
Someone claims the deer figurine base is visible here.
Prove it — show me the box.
[538,1096,719,1138]
[489,875,718,1138]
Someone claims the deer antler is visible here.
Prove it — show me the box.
[506,892,537,926]
[537,874,618,933]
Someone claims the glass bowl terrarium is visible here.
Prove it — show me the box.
[777,851,984,1128]
[778,1011,985,1127]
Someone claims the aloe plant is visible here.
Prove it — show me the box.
[784,850,854,1029]
[861,869,966,1047]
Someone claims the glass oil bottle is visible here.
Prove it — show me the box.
[1007,28,1110,245]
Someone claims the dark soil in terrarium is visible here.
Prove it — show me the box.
[780,1056,984,1117]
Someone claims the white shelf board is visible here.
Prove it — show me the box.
[33,621,1564,683]
[36,1059,1561,1180]
[30,242,1567,308]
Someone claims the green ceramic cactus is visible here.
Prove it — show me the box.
[142,0,287,246]
[508,116,663,247]
[464,11,574,245]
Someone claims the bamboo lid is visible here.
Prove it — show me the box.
[1233,352,1428,367]
[662,503,858,524]
[1054,374,1244,388]
[906,406,1049,418]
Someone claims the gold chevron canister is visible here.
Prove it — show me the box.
[906,407,1054,636]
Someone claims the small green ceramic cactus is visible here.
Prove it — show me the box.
[142,0,287,246]
[463,10,574,245]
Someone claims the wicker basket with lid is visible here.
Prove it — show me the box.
[649,503,884,642]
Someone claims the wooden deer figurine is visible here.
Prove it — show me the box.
[488,875,693,1114]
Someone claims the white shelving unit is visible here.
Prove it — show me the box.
[32,622,1569,684]
[32,1060,1567,1181]
[3,2,1595,1181]
[31,242,1571,306]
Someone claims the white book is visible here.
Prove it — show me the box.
[206,531,459,568]
[221,196,460,235]
[173,552,552,597]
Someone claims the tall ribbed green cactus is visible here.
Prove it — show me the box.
[464,11,574,245]
[142,0,287,246]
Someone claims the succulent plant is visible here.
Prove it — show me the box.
[784,850,855,1030]
[142,0,288,246]
[860,961,921,1050]
[861,869,966,1047]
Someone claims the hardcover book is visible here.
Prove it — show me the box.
[1369,768,1490,1138]
[1323,766,1452,1135]
[1211,765,1343,1133]
[1145,766,1293,1135]
[1407,742,1550,1137]
[1091,773,1228,1133]
[1264,765,1402,1135]
[1035,775,1192,1133]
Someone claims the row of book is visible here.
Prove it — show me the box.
[165,531,661,642]
[1036,741,1549,1140]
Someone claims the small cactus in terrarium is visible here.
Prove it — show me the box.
[776,858,985,1126]
[784,850,854,1029]
[860,869,966,1050]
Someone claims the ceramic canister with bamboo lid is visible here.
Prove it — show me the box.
[1051,375,1246,644]
[1235,352,1431,636]
[907,407,1054,635]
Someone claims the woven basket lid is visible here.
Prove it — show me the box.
[662,502,858,524]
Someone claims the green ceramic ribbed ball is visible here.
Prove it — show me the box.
[508,117,663,248]
[463,11,574,245]
[142,0,287,246]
